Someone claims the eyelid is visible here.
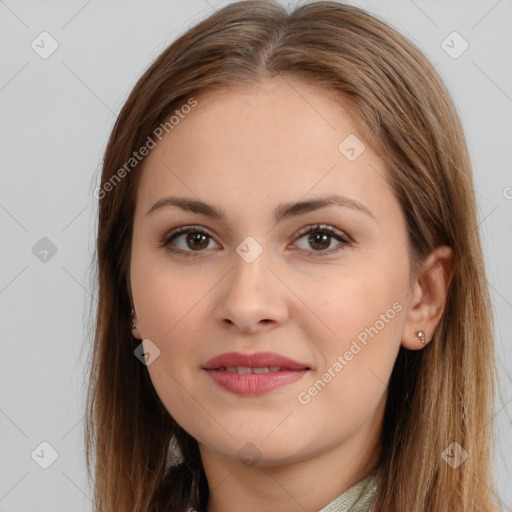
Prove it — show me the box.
[292,223,352,244]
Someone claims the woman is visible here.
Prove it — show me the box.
[85,1,500,511]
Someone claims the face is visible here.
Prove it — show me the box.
[129,78,414,467]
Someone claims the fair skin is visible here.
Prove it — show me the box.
[129,78,453,512]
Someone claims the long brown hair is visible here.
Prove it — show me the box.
[85,1,500,510]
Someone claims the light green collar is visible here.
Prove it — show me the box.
[318,471,379,512]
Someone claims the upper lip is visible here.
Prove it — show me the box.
[202,351,311,370]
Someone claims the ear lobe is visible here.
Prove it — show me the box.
[401,245,455,350]
[131,306,142,340]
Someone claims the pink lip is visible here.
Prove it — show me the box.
[203,351,310,370]
[202,351,311,396]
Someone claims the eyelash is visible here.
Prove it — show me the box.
[160,224,352,258]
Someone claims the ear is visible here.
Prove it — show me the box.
[402,245,455,350]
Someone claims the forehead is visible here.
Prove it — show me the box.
[135,77,393,220]
[179,78,363,156]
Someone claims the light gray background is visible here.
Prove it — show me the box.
[1,0,511,510]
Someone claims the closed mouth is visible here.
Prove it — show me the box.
[213,366,309,373]
[203,351,312,372]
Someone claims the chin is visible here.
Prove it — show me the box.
[197,430,312,467]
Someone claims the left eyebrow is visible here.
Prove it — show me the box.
[146,194,376,222]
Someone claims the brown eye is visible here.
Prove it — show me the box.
[162,226,220,257]
[308,231,332,251]
[185,232,210,250]
[294,224,351,255]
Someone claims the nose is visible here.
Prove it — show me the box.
[213,246,290,334]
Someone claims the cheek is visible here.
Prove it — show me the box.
[131,245,216,342]
[295,282,404,437]
[295,264,406,347]
[292,256,408,407]
[130,248,217,415]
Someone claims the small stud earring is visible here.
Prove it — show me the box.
[130,308,137,329]
[416,330,426,344]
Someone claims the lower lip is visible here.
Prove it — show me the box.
[204,369,308,396]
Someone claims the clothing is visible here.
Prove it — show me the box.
[318,470,378,512]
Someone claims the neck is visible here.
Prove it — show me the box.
[201,402,383,512]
